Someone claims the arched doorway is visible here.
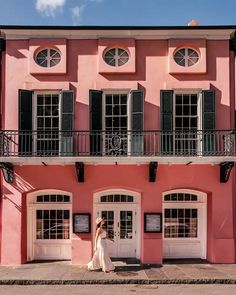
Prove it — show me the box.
[163,189,207,259]
[27,190,72,261]
[94,190,141,259]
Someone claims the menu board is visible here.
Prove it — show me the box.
[73,213,91,233]
[144,213,162,233]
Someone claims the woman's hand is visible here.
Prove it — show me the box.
[94,246,97,252]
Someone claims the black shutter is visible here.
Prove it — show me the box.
[18,89,33,155]
[131,90,144,155]
[160,90,173,154]
[89,90,103,155]
[61,91,74,156]
[202,90,216,154]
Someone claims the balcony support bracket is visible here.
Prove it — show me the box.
[75,162,84,182]
[149,162,158,182]
[220,162,234,183]
[0,162,14,184]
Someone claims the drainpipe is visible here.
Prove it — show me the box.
[230,33,236,263]
[0,37,5,129]
[0,34,5,264]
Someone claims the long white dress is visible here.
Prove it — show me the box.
[87,230,115,272]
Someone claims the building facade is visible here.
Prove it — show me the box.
[0,25,235,265]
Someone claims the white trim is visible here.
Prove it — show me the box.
[93,189,141,259]
[1,29,234,40]
[162,189,207,259]
[27,189,72,262]
[1,155,236,165]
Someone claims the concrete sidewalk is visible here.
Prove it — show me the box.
[0,261,236,285]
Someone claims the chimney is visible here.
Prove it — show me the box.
[188,20,199,26]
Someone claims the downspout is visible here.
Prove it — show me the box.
[230,32,236,262]
[0,33,5,264]
[0,36,5,129]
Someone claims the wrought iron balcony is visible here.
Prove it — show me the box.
[0,129,235,158]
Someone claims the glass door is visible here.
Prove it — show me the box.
[35,93,60,156]
[97,205,136,258]
[174,93,199,155]
[117,208,136,257]
[104,93,128,155]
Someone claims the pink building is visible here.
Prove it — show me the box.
[0,25,235,265]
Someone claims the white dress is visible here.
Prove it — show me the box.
[87,230,115,272]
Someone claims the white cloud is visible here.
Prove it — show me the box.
[36,0,66,17]
[71,5,86,25]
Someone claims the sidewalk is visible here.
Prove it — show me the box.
[0,260,236,285]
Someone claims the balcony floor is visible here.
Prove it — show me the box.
[0,156,235,165]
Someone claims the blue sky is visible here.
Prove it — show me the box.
[0,0,236,26]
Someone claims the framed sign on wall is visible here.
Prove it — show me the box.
[144,213,162,233]
[73,213,91,233]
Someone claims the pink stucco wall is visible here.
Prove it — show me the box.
[0,36,235,264]
[3,39,234,130]
[0,164,235,265]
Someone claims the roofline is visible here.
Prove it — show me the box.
[0,25,236,31]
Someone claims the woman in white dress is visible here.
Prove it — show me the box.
[87,217,115,273]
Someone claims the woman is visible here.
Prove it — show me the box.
[87,217,115,273]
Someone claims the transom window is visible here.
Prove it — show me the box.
[104,48,129,67]
[37,194,70,203]
[35,48,61,68]
[36,209,70,240]
[164,193,198,202]
[101,195,134,203]
[36,93,60,155]
[164,208,198,238]
[174,48,199,67]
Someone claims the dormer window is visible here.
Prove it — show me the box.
[103,48,129,67]
[35,48,61,68]
[174,48,199,67]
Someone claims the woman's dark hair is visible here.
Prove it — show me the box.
[96,220,105,229]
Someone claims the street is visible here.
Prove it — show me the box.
[0,285,236,295]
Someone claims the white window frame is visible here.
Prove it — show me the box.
[35,48,61,68]
[102,89,131,155]
[33,91,61,155]
[174,47,200,68]
[27,189,72,261]
[162,189,207,259]
[173,89,202,155]
[103,48,130,67]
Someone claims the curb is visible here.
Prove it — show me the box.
[0,279,235,285]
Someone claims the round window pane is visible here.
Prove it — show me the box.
[104,48,129,67]
[35,48,61,68]
[174,48,199,67]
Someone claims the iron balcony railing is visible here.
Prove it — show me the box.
[0,129,235,157]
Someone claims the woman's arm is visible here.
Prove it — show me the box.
[105,236,114,242]
[94,228,101,251]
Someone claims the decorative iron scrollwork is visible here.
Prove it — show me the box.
[106,132,127,156]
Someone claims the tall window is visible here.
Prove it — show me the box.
[104,93,128,155]
[174,93,199,155]
[36,93,60,155]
